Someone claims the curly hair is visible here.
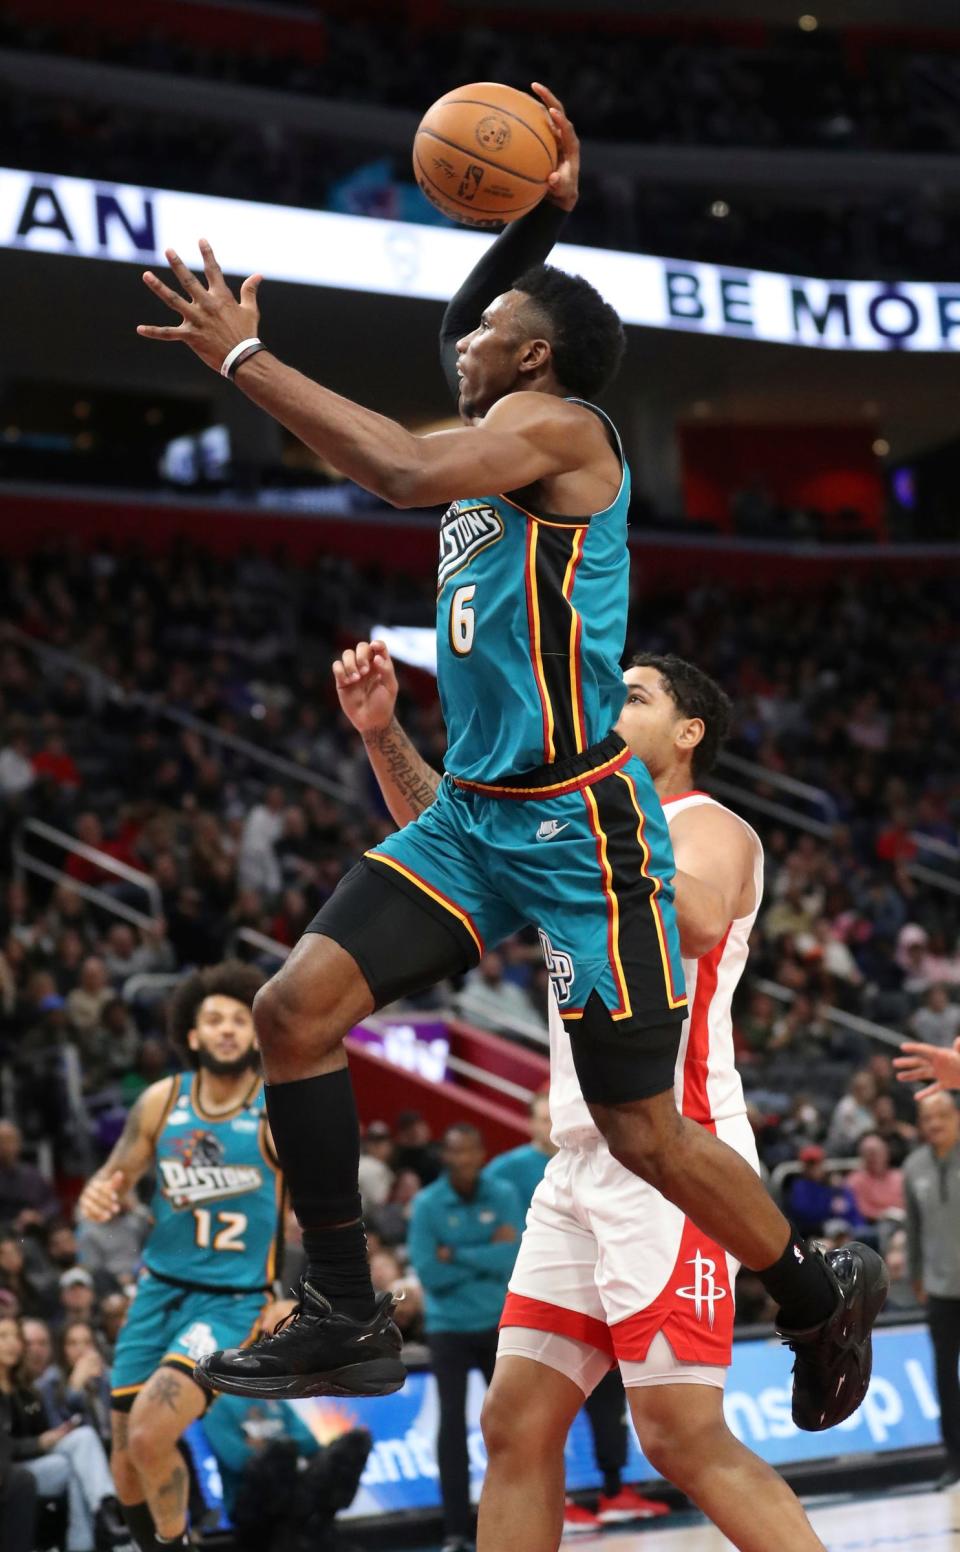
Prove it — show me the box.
[630,653,733,783]
[167,961,264,1069]
[511,264,626,399]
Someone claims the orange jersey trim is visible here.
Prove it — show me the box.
[366,851,484,957]
[562,527,588,753]
[452,746,629,801]
[524,519,554,762]
[616,770,688,1012]
[582,782,631,1020]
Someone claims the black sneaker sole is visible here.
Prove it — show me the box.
[193,1356,407,1400]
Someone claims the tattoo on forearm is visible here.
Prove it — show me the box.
[363,718,441,817]
[144,1371,183,1412]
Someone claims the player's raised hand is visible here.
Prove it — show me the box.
[894,1036,960,1100]
[531,82,580,213]
[333,640,400,736]
[138,240,262,375]
[77,1169,125,1223]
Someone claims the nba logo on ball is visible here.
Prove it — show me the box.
[413,82,558,227]
[476,115,511,152]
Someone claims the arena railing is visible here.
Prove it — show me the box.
[13,817,162,929]
[753,976,906,1053]
[7,625,354,805]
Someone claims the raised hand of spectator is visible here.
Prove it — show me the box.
[333,641,399,735]
[69,1348,104,1389]
[894,1037,960,1100]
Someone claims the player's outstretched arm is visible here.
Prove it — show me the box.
[77,1076,176,1222]
[137,240,585,507]
[894,1037,960,1099]
[670,805,756,959]
[333,640,441,827]
[438,82,580,398]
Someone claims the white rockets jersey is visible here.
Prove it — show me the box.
[548,792,764,1144]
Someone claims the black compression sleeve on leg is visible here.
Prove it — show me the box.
[439,201,569,397]
[265,1068,363,1229]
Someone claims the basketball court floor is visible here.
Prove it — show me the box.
[414,1484,960,1550]
[552,1485,960,1550]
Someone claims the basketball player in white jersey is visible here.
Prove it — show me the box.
[335,640,825,1552]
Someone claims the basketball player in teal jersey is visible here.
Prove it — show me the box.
[137,84,885,1428]
[77,963,285,1552]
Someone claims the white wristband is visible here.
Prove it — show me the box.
[220,337,264,379]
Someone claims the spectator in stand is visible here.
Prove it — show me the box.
[101,923,174,987]
[36,1320,111,1446]
[0,1123,58,1232]
[408,1124,523,1552]
[0,1312,126,1552]
[826,1070,878,1155]
[75,998,141,1099]
[458,951,544,1039]
[737,989,778,1055]
[54,1270,96,1333]
[357,1120,395,1214]
[238,784,286,895]
[883,1227,919,1313]
[31,730,81,793]
[904,1092,960,1492]
[871,1093,918,1168]
[0,1236,50,1321]
[786,1146,864,1239]
[846,1133,905,1226]
[367,1168,421,1249]
[911,986,960,1049]
[96,1294,130,1365]
[19,1320,56,1390]
[66,958,112,1037]
[485,1095,555,1209]
[392,1111,441,1187]
[0,728,35,800]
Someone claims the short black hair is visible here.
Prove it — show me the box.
[630,653,733,782]
[511,264,626,399]
[442,1122,483,1147]
[168,960,264,1069]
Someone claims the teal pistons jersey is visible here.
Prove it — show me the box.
[436,402,631,785]
[144,1073,282,1293]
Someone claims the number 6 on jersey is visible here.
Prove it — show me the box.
[450,585,477,656]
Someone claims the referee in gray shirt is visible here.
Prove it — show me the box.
[904,1091,960,1491]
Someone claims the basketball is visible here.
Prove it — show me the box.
[413,82,559,228]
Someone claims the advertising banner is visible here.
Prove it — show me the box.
[271,1323,939,1518]
[4,167,960,352]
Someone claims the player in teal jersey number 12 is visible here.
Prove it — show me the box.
[136,83,885,1432]
[77,962,286,1552]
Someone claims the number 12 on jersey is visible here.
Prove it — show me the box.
[450,585,476,656]
[193,1208,247,1252]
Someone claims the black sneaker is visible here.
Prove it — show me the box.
[193,1283,406,1400]
[778,1242,889,1432]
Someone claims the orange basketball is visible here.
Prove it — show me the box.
[413,82,559,228]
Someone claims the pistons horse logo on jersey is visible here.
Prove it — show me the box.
[158,1129,264,1211]
[438,501,504,591]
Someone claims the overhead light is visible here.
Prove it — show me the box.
[710,200,730,220]
[873,438,890,457]
[798,14,818,30]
